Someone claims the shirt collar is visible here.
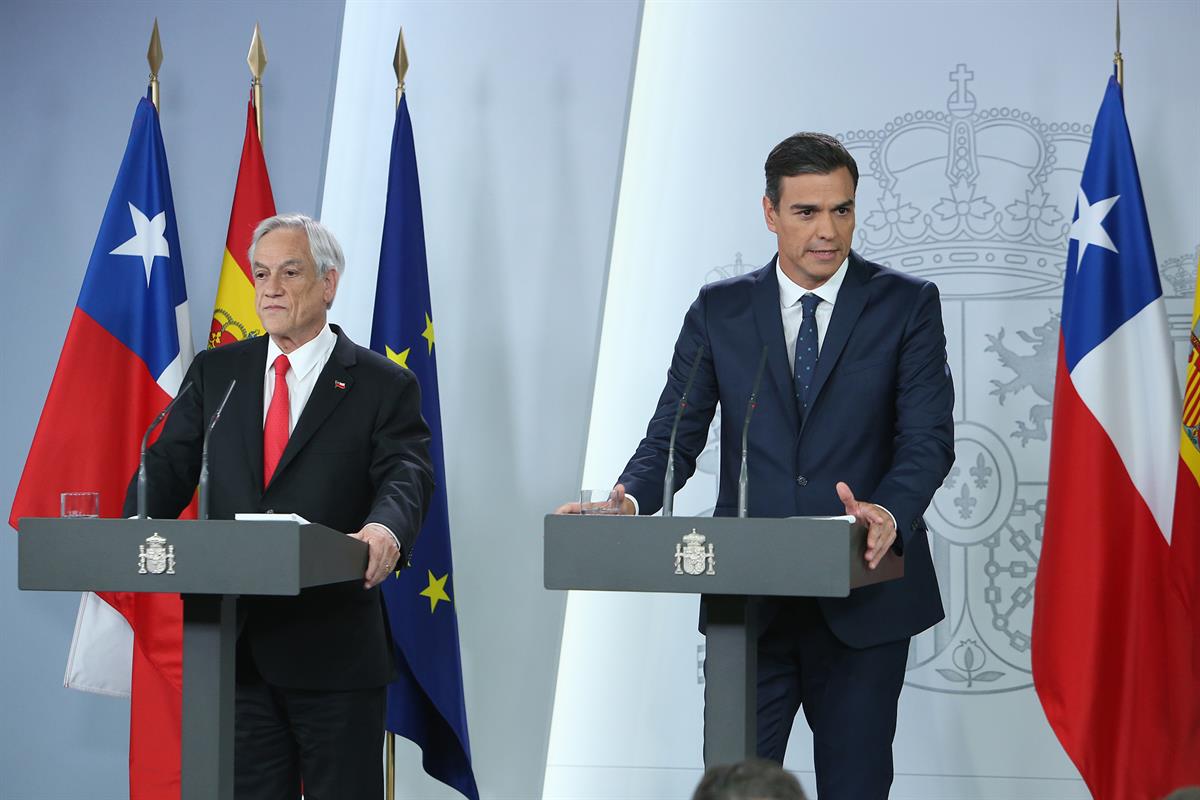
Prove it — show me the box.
[776,255,850,309]
[265,324,336,380]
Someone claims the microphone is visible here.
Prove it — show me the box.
[137,381,194,520]
[198,379,238,521]
[663,344,706,518]
[737,346,769,519]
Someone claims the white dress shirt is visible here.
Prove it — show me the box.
[778,256,848,367]
[263,324,337,431]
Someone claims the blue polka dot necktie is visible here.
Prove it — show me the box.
[794,293,821,422]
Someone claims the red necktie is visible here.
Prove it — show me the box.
[263,354,290,487]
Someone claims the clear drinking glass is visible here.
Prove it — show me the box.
[579,488,621,515]
[60,491,100,518]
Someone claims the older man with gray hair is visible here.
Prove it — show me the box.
[126,214,434,799]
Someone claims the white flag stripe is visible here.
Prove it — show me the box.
[63,592,133,698]
[1069,297,1181,543]
[154,300,192,396]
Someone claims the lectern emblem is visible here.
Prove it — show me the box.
[138,533,176,575]
[674,529,715,576]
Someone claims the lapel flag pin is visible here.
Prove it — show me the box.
[333,380,346,390]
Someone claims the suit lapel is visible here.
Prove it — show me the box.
[806,254,869,416]
[266,327,357,490]
[750,259,801,432]
[234,337,269,491]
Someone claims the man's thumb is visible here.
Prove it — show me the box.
[835,481,857,513]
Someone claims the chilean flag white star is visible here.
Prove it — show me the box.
[109,201,171,286]
[1069,187,1119,273]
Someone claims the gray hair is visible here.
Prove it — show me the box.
[248,214,346,278]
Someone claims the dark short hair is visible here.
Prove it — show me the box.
[692,759,808,800]
[764,132,859,208]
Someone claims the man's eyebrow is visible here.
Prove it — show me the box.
[252,258,305,270]
[787,198,855,211]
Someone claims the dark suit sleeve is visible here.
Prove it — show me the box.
[872,280,955,547]
[363,366,434,561]
[121,351,208,518]
[618,287,720,515]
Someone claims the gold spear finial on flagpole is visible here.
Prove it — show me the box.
[1114,0,1124,87]
[394,27,409,108]
[247,23,268,142]
[147,19,163,111]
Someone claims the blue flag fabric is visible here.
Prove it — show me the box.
[371,95,479,800]
[79,95,191,382]
[1059,74,1163,372]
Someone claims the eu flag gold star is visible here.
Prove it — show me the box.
[419,570,451,612]
[421,313,435,355]
[386,345,411,369]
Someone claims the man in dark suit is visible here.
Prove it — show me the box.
[567,133,954,798]
[126,214,433,799]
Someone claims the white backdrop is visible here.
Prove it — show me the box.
[546,1,1199,798]
[319,2,642,797]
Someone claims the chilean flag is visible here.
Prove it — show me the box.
[9,96,191,799]
[1032,76,1200,799]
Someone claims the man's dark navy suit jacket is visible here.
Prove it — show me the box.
[619,252,954,648]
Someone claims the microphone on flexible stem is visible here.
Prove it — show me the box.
[137,381,194,520]
[737,346,769,519]
[198,379,238,521]
[663,344,706,518]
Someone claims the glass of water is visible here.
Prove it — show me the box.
[60,491,100,518]
[579,488,622,515]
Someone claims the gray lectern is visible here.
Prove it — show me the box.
[18,517,368,800]
[544,514,903,768]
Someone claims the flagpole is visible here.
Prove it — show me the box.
[384,28,408,800]
[247,23,267,143]
[385,731,396,800]
[1114,0,1124,87]
[147,19,163,111]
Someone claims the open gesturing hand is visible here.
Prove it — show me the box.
[836,481,896,570]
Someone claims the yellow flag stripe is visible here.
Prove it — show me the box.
[209,249,262,348]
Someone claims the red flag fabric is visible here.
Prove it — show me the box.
[209,96,276,349]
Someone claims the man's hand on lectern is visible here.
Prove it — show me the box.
[836,481,896,570]
[554,483,635,515]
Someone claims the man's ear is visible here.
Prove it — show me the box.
[763,195,779,234]
[323,267,340,308]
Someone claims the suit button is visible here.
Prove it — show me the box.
[911,520,920,531]
[796,476,808,487]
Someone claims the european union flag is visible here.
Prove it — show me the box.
[371,94,478,800]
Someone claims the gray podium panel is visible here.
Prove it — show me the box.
[18,517,368,800]
[18,518,367,595]
[544,514,901,597]
[543,512,905,768]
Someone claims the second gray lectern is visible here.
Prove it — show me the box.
[18,517,368,800]
[544,514,903,767]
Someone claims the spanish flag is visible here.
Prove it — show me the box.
[1177,250,1200,666]
[209,94,275,348]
